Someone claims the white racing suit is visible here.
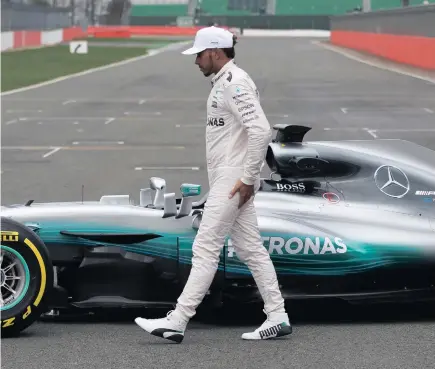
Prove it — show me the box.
[175,60,286,319]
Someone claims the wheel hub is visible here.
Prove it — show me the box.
[0,270,5,286]
[1,247,28,309]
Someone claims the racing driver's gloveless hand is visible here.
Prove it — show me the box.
[134,26,292,343]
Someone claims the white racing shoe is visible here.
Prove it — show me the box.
[135,310,188,344]
[241,310,292,340]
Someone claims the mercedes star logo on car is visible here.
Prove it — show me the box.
[374,165,410,198]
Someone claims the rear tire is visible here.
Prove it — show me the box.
[1,217,53,337]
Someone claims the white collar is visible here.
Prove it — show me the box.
[211,60,235,86]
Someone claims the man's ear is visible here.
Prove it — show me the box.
[214,48,224,59]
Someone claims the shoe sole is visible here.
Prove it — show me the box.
[242,325,293,340]
[135,319,184,343]
[151,328,184,343]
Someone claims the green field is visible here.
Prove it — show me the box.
[1,45,150,92]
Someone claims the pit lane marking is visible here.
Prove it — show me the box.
[72,141,124,145]
[5,96,435,102]
[323,127,435,132]
[6,109,43,113]
[62,100,76,105]
[42,147,62,158]
[124,111,162,116]
[104,118,116,125]
[375,128,435,133]
[134,166,200,171]
[5,119,17,125]
[176,124,204,128]
[6,117,166,122]
[1,145,186,152]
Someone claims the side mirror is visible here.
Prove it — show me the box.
[150,177,166,190]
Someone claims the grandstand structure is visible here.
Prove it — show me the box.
[130,0,435,17]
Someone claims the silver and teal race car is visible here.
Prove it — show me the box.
[2,124,435,337]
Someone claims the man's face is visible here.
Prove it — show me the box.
[195,49,216,77]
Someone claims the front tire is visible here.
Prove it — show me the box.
[1,217,53,337]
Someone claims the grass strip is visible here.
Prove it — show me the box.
[1,45,149,92]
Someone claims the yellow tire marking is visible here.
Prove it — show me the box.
[24,238,46,307]
[23,305,32,319]
[2,317,15,327]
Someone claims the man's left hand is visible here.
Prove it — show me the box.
[229,179,254,209]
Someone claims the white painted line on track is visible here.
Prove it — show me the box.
[124,111,163,116]
[265,114,290,118]
[135,166,200,171]
[139,99,147,105]
[313,40,435,84]
[14,117,118,121]
[0,41,191,96]
[340,108,348,114]
[62,100,76,105]
[72,141,125,145]
[42,147,62,158]
[323,127,435,133]
[176,124,204,128]
[4,96,435,103]
[104,118,116,125]
[5,119,17,125]
[366,130,378,139]
[2,145,187,151]
[2,146,56,150]
[6,109,43,113]
[376,128,435,132]
[424,108,434,113]
[6,115,173,122]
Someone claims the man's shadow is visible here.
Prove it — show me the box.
[39,299,435,327]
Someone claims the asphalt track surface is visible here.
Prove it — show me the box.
[2,37,435,368]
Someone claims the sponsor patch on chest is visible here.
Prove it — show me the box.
[207,117,225,126]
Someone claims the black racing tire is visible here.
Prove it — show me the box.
[1,216,53,337]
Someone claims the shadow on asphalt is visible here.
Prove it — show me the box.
[39,299,435,327]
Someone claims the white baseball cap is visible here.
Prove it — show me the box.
[182,26,234,55]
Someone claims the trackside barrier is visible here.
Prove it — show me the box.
[1,27,87,51]
[62,27,88,42]
[330,31,435,70]
[330,5,435,70]
[1,25,235,52]
[86,25,232,37]
[13,31,41,49]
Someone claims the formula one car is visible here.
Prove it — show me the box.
[2,124,435,337]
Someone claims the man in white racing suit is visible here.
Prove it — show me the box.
[135,26,292,343]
